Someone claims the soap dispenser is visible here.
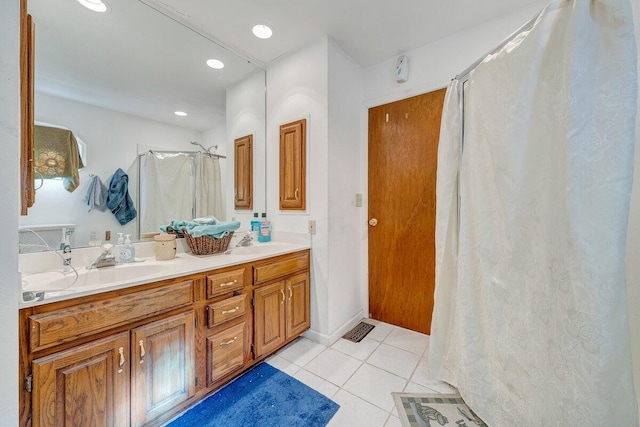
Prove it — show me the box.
[121,234,135,263]
[115,233,125,262]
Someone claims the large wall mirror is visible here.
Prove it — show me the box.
[19,0,266,252]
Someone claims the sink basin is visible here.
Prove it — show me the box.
[23,262,172,293]
[228,243,288,255]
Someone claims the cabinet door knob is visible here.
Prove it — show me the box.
[139,340,146,364]
[368,218,378,226]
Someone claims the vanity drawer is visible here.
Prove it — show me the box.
[207,294,246,328]
[253,251,310,285]
[207,322,246,384]
[206,268,245,298]
[29,280,193,352]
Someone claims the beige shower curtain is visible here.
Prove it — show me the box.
[195,153,224,221]
[429,0,639,425]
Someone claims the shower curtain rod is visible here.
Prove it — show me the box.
[455,8,544,82]
[137,149,226,159]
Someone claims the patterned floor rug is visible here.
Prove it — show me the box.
[393,393,488,427]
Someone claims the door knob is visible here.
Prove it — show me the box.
[368,218,378,226]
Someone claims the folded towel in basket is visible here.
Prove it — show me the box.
[161,220,240,239]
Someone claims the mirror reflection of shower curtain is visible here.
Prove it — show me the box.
[195,153,224,220]
[141,152,194,234]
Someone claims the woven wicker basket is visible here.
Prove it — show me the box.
[182,228,234,255]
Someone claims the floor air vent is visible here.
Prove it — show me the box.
[342,322,375,343]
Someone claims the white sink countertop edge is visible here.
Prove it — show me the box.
[19,238,310,308]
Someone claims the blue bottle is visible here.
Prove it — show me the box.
[250,213,261,242]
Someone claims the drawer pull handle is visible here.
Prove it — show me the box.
[139,340,145,364]
[288,286,293,300]
[118,347,125,373]
[220,337,238,346]
[280,289,285,304]
[295,188,299,200]
[220,280,238,287]
[222,307,239,315]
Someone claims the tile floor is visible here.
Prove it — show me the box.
[265,319,458,427]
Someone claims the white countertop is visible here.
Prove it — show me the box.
[20,236,310,308]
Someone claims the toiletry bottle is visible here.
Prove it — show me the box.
[121,234,135,263]
[258,213,271,242]
[250,213,261,242]
[59,228,67,251]
[115,233,125,262]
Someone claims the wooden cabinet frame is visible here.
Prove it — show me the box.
[279,119,306,210]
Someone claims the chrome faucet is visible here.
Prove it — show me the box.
[90,244,116,269]
[235,234,253,247]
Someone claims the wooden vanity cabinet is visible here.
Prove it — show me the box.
[253,252,311,358]
[31,332,131,427]
[20,250,311,427]
[131,311,195,427]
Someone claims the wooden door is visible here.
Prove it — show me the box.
[131,311,195,427]
[31,332,130,427]
[279,119,306,210]
[253,281,286,357]
[285,272,310,338]
[234,134,253,210]
[368,89,446,334]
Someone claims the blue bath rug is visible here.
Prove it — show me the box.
[165,363,339,427]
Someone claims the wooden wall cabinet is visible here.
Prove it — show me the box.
[20,0,35,215]
[234,134,253,210]
[279,119,306,210]
[20,250,310,427]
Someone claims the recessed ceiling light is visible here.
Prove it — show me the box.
[77,0,108,13]
[174,111,187,117]
[206,59,225,70]
[252,24,273,40]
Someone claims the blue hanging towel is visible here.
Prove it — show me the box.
[106,168,137,225]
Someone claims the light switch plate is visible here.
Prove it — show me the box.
[355,193,363,207]
[308,220,316,235]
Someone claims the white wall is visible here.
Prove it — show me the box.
[265,37,365,343]
[226,70,266,226]
[363,1,548,107]
[266,37,331,337]
[327,40,365,334]
[21,92,203,247]
[0,0,20,423]
[627,0,640,412]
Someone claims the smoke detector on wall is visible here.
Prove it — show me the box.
[396,55,408,83]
